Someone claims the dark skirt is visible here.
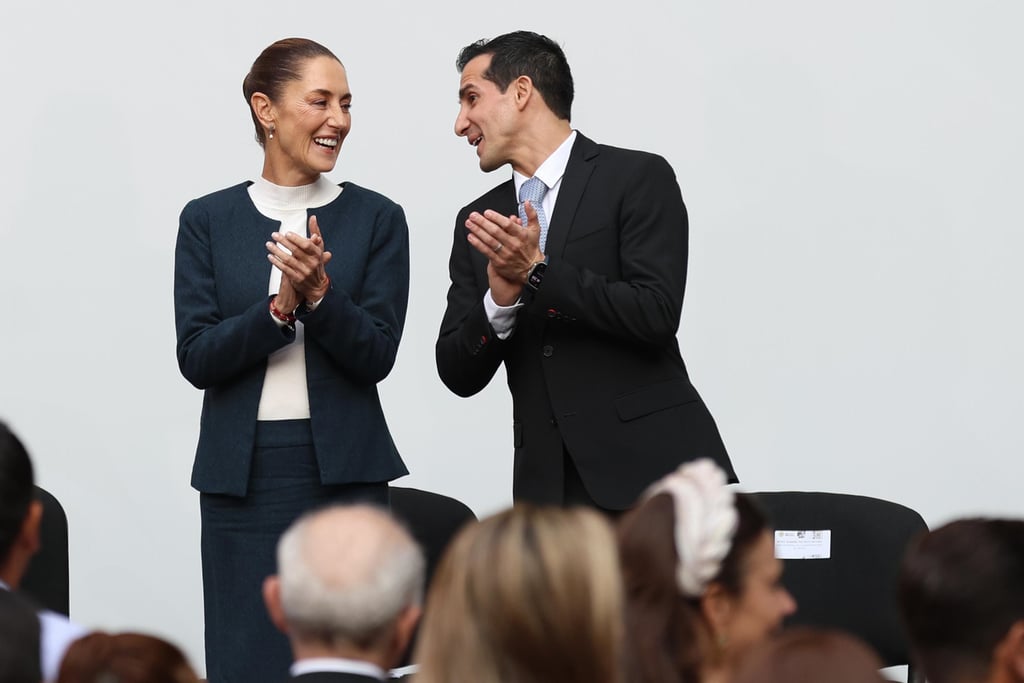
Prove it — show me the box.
[199,419,389,683]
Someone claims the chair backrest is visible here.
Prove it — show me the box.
[389,486,476,668]
[20,486,70,616]
[751,491,927,672]
[390,486,476,588]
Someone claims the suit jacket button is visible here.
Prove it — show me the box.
[542,345,554,357]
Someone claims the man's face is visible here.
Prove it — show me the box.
[455,54,520,172]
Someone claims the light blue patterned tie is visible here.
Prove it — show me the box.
[518,176,550,252]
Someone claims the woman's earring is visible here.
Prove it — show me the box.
[268,125,275,140]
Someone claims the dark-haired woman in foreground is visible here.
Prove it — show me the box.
[58,632,201,683]
[732,628,886,683]
[174,37,409,682]
[618,459,796,683]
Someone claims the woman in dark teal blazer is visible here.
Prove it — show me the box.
[173,38,409,683]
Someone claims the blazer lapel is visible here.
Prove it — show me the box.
[221,183,281,312]
[546,133,599,261]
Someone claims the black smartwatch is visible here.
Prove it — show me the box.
[525,258,548,292]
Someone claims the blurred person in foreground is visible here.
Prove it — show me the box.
[0,588,43,683]
[899,518,1024,683]
[263,505,424,682]
[413,504,624,683]
[617,459,796,683]
[56,632,200,683]
[1,420,86,681]
[732,628,886,683]
[174,37,410,683]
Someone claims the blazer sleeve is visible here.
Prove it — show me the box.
[531,153,688,347]
[435,206,506,397]
[298,200,410,386]
[174,198,295,390]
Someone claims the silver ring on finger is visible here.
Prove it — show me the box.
[494,242,503,252]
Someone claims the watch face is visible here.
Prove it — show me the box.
[528,261,547,290]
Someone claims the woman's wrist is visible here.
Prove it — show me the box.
[269,295,297,325]
[305,275,331,304]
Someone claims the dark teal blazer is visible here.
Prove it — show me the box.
[174,181,409,495]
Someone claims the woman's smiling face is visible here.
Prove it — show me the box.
[262,55,351,186]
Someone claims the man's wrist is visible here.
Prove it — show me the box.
[525,256,549,292]
[521,252,547,285]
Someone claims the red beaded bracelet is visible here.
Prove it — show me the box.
[269,296,297,324]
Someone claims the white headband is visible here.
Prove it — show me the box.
[643,458,738,598]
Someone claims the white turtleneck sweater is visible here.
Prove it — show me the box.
[248,175,342,421]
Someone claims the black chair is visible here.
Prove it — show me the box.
[751,491,927,682]
[20,486,71,617]
[390,486,476,590]
[389,486,476,668]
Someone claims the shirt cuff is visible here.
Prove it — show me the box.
[269,309,291,328]
[305,295,325,313]
[484,289,523,340]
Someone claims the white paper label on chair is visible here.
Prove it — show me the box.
[774,530,831,559]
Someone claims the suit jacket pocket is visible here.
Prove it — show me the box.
[565,221,611,243]
[614,379,699,422]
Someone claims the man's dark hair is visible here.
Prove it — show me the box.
[898,518,1024,683]
[0,421,34,566]
[456,31,574,121]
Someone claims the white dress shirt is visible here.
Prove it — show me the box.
[291,656,387,680]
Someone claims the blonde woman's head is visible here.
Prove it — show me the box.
[414,504,624,683]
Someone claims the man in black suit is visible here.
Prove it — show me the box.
[0,590,42,683]
[262,505,424,683]
[437,31,735,511]
[0,421,85,681]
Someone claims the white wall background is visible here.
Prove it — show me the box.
[2,0,1021,674]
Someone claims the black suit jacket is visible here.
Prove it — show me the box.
[291,672,384,683]
[437,133,734,509]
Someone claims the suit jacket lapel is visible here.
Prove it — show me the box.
[546,133,599,261]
